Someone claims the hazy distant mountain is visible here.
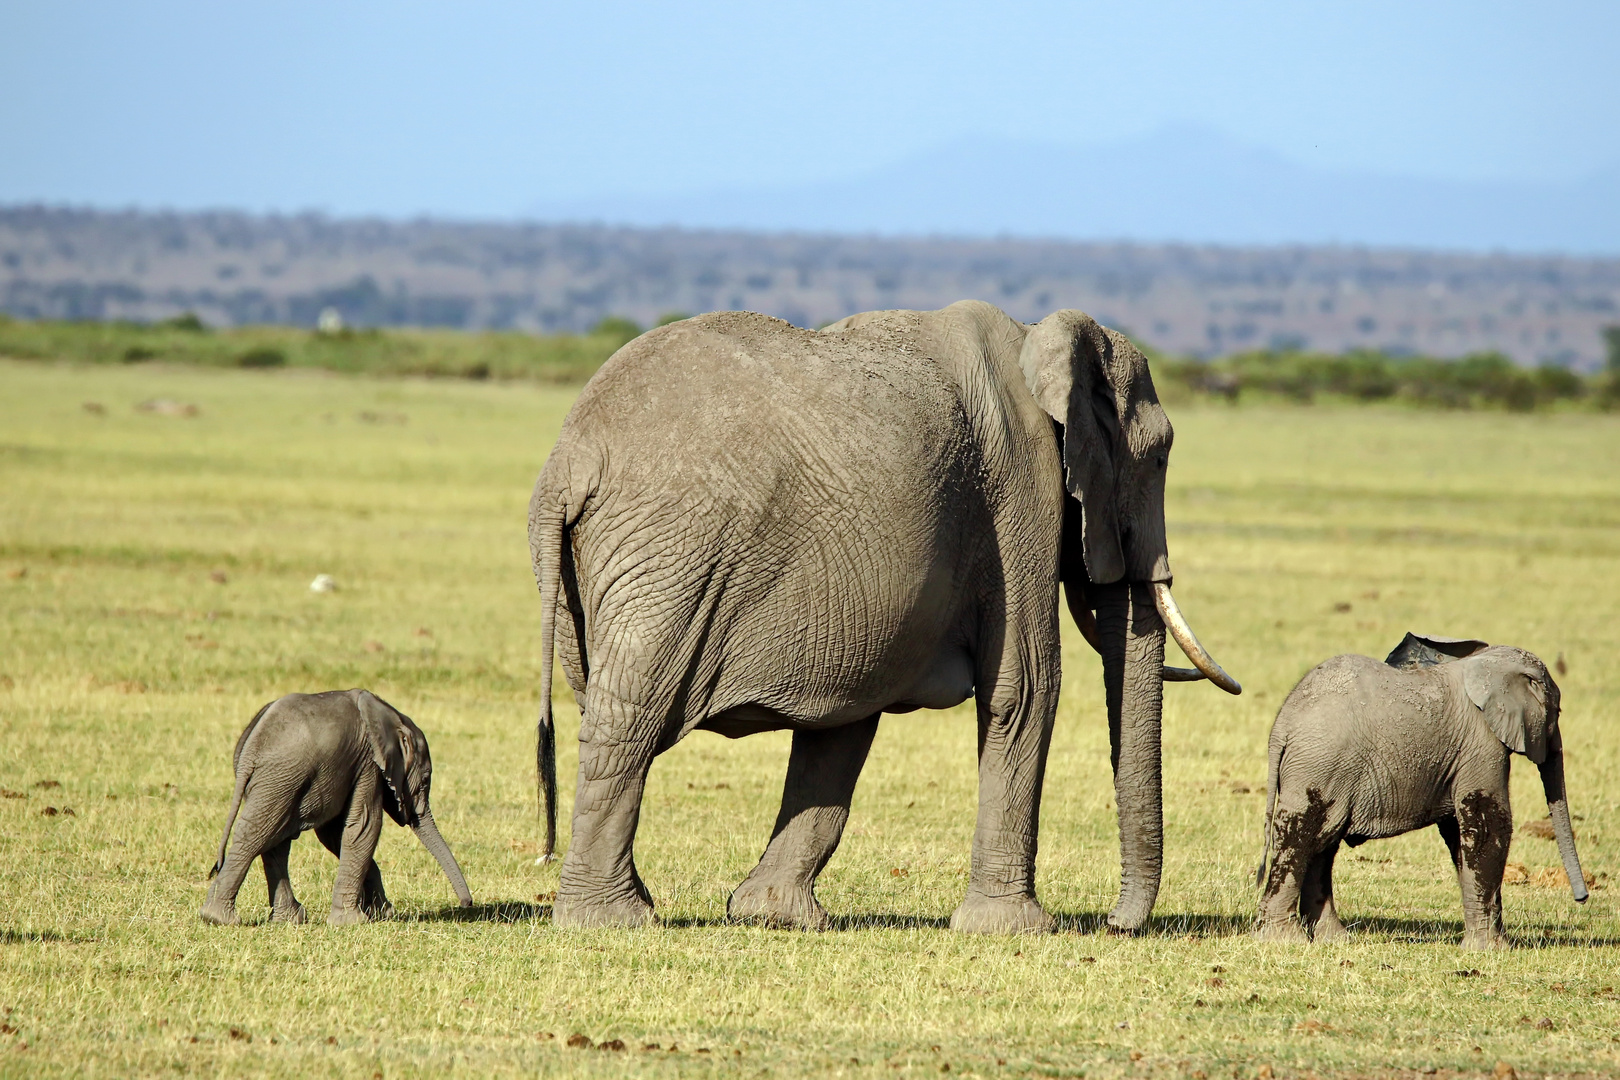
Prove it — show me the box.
[540,126,1620,255]
[4,205,1618,368]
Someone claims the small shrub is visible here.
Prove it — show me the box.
[122,346,157,363]
[236,347,286,368]
[590,316,643,349]
[463,362,491,380]
[160,312,207,332]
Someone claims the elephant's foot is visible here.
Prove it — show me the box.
[327,905,371,926]
[198,898,240,926]
[1461,929,1510,951]
[727,874,829,931]
[270,900,307,925]
[949,891,1051,935]
[1106,894,1158,934]
[1311,916,1347,944]
[551,892,655,929]
[1252,917,1310,943]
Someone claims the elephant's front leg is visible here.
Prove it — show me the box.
[949,682,1057,935]
[328,774,387,926]
[262,838,307,924]
[552,685,659,928]
[729,715,880,930]
[315,820,391,919]
[1446,787,1513,950]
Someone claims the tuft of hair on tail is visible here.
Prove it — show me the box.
[533,502,562,865]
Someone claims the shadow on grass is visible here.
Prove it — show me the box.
[408,901,547,924]
[0,928,75,944]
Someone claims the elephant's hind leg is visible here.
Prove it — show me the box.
[729,715,880,931]
[1255,789,1336,943]
[200,785,292,926]
[1301,840,1346,943]
[262,837,307,924]
[316,820,392,919]
[553,685,659,929]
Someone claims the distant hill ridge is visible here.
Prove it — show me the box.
[3,204,1618,369]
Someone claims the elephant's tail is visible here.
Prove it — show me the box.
[532,501,562,864]
[209,764,252,880]
[210,701,273,878]
[1255,734,1285,889]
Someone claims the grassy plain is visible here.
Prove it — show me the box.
[1,358,1618,1078]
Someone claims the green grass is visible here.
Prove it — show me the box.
[1,358,1618,1078]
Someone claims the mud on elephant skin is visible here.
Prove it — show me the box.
[1255,634,1586,950]
[528,302,1237,934]
[199,689,474,926]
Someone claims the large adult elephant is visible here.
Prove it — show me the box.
[528,301,1238,933]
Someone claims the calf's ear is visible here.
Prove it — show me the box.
[1464,662,1549,764]
[357,690,418,825]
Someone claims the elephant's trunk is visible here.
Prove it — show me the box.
[1095,580,1166,932]
[412,810,474,908]
[1537,734,1588,903]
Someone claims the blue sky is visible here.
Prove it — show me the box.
[3,0,1617,221]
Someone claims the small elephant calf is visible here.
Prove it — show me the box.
[200,689,473,925]
[1256,634,1587,949]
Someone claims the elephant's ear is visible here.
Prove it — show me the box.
[1384,632,1490,670]
[357,690,418,826]
[1019,310,1125,584]
[1464,658,1550,764]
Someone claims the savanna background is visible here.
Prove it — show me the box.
[2,350,1617,1078]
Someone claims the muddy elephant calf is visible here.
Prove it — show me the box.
[200,689,473,925]
[1256,634,1587,949]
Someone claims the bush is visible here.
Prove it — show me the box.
[236,347,286,368]
[160,312,207,332]
[122,346,157,363]
[590,316,643,349]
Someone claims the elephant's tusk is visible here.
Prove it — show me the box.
[1162,665,1205,681]
[1152,583,1241,695]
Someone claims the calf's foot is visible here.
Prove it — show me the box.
[552,892,655,929]
[198,898,240,926]
[1461,929,1509,951]
[328,905,370,926]
[1252,917,1310,944]
[728,874,830,931]
[270,900,307,925]
[950,891,1051,935]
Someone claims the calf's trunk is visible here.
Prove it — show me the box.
[1537,734,1588,903]
[412,810,474,907]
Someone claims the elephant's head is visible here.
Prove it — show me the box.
[1461,648,1587,903]
[1018,310,1238,931]
[1019,311,1238,694]
[357,691,475,908]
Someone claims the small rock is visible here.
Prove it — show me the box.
[209,570,228,585]
[1535,1017,1553,1030]
[598,1039,625,1052]
[7,568,26,580]
[83,402,106,415]
[136,399,200,417]
[566,1033,592,1049]
[309,574,337,594]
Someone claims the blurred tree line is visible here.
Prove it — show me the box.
[1157,326,1620,411]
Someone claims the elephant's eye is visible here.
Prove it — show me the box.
[1156,455,1167,469]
